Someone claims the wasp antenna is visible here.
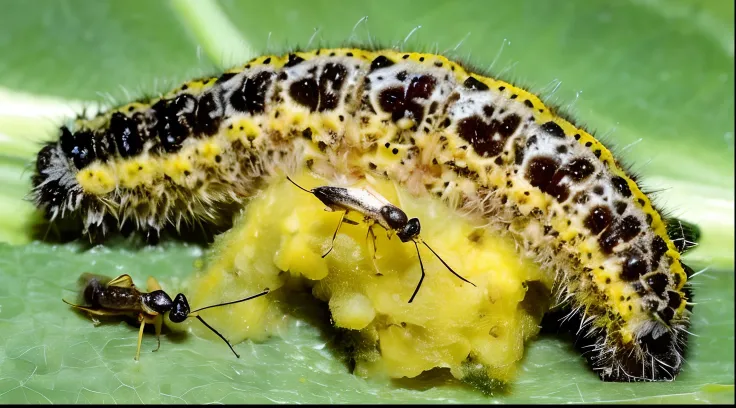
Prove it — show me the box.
[285,176,313,194]
[194,315,240,358]
[191,288,271,314]
[408,240,425,304]
[420,240,476,287]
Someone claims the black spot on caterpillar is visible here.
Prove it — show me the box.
[29,48,696,382]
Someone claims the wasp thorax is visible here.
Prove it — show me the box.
[381,206,409,230]
[169,293,191,323]
[142,290,174,314]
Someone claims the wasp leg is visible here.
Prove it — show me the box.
[134,313,161,360]
[322,211,347,258]
[343,218,359,226]
[63,299,130,318]
[365,224,384,277]
[152,314,163,352]
[147,273,164,351]
[366,224,378,260]
[135,315,146,361]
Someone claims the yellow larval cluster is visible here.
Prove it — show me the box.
[174,172,550,383]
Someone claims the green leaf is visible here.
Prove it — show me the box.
[0,0,732,403]
[0,242,732,403]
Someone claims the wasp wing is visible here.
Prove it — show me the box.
[146,276,162,292]
[362,184,394,207]
[107,274,137,289]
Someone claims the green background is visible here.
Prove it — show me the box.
[0,0,732,403]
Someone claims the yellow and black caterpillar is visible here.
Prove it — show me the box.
[31,48,698,382]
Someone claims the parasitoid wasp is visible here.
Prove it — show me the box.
[63,273,269,360]
[286,176,476,303]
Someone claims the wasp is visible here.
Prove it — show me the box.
[62,273,269,360]
[286,176,476,303]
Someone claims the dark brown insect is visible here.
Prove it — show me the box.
[63,273,269,360]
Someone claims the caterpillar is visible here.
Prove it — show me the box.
[30,47,697,382]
